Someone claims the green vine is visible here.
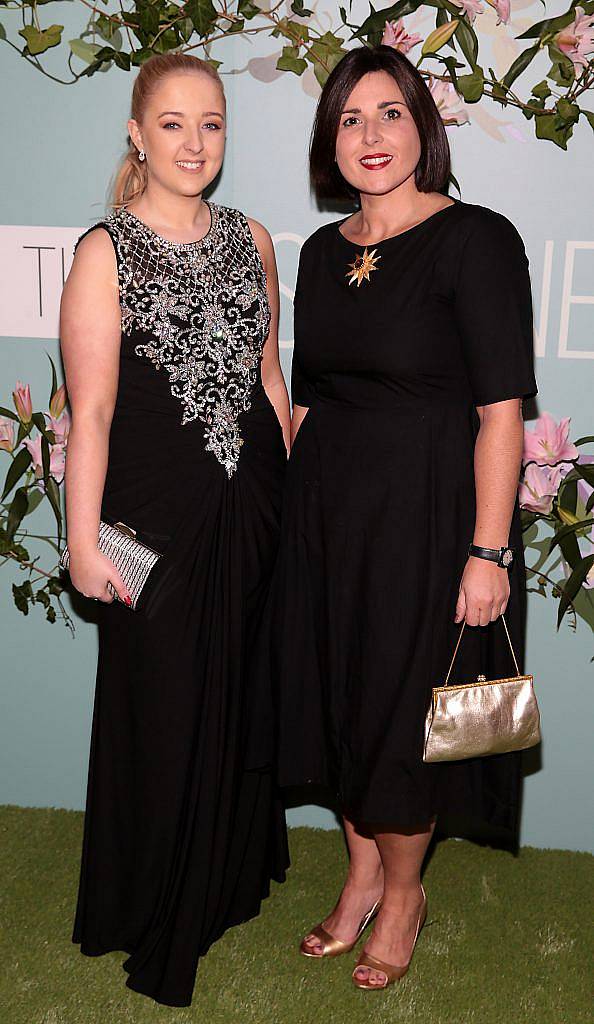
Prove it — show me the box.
[1,0,593,148]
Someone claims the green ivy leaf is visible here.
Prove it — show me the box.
[186,0,217,38]
[69,38,102,64]
[19,24,63,56]
[276,46,307,75]
[2,447,32,500]
[291,0,313,16]
[456,66,484,102]
[131,48,155,65]
[557,97,580,124]
[95,14,119,41]
[238,0,261,20]
[502,43,539,88]
[12,582,31,616]
[531,79,551,99]
[534,111,574,149]
[11,542,30,561]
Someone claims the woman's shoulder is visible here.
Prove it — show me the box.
[446,200,526,252]
[73,217,119,263]
[298,220,341,262]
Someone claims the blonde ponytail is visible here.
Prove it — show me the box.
[110,142,149,208]
[108,53,224,208]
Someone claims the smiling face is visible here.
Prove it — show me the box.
[335,71,421,198]
[128,72,226,198]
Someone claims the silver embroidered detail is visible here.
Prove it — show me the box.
[102,204,270,477]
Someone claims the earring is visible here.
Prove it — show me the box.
[138,150,146,162]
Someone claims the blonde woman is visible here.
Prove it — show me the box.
[60,53,290,1006]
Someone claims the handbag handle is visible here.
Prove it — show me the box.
[444,614,521,687]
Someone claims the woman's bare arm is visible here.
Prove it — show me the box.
[248,218,291,454]
[455,398,524,626]
[60,229,130,603]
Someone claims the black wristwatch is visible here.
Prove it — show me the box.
[468,544,515,569]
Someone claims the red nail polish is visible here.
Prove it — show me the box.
[124,596,132,607]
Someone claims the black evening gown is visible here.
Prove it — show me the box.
[71,204,288,1007]
[273,200,537,841]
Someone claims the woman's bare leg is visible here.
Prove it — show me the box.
[302,815,384,954]
[353,819,435,986]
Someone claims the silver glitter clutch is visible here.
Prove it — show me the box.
[423,616,540,763]
[59,520,162,610]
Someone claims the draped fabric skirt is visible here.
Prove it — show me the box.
[73,390,289,1007]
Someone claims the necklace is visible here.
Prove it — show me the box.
[346,246,381,287]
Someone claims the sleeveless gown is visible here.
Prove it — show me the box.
[71,204,288,1007]
[272,201,537,842]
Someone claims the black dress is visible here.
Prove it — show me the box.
[273,200,537,839]
[71,204,288,1007]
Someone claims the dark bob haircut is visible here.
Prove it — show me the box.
[310,46,451,200]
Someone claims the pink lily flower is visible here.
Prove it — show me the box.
[523,412,579,467]
[13,381,32,424]
[0,416,16,452]
[451,0,484,24]
[49,384,67,420]
[381,19,423,54]
[23,434,66,485]
[518,463,563,515]
[556,7,594,71]
[47,410,71,446]
[429,78,470,126]
[489,0,510,25]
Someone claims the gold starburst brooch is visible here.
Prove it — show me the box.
[346,247,381,287]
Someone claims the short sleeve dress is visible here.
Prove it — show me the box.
[272,200,537,841]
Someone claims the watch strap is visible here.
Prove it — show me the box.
[468,544,515,568]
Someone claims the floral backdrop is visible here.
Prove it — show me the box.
[1,1,593,150]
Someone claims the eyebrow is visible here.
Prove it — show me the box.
[158,110,225,118]
[341,100,405,113]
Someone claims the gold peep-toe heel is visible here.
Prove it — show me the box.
[300,898,382,959]
[352,885,427,989]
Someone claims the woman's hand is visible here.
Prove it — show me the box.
[455,557,510,626]
[68,548,132,606]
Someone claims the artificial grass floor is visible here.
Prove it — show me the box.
[1,806,592,1024]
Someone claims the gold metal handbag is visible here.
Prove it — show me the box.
[423,616,540,763]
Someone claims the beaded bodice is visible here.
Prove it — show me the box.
[102,203,270,478]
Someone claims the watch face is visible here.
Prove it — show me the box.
[501,548,514,568]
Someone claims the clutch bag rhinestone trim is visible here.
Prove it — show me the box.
[59,521,162,611]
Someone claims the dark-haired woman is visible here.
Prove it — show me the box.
[271,46,537,990]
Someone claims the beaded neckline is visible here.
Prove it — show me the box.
[117,202,219,249]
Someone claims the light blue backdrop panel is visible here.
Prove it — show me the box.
[0,3,593,852]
